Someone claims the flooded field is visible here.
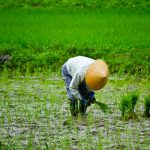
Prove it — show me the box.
[0,74,150,149]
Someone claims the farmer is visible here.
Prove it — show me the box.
[62,56,109,116]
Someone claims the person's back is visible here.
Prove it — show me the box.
[66,56,95,77]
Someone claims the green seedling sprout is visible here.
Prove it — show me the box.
[144,95,150,117]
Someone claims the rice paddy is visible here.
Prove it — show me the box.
[0,72,149,149]
[0,5,150,150]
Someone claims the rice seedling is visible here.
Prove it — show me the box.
[94,101,111,113]
[120,92,139,120]
[130,92,139,114]
[144,95,150,117]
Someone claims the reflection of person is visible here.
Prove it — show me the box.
[62,56,109,116]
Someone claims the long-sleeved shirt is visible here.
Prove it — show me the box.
[66,56,95,100]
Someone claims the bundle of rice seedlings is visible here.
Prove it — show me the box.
[120,95,131,120]
[120,92,139,120]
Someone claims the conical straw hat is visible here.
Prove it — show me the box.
[85,59,109,90]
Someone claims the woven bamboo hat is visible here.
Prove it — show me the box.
[85,59,109,90]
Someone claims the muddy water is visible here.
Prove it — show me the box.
[0,75,149,149]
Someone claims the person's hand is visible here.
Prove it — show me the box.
[81,97,96,107]
[88,97,96,105]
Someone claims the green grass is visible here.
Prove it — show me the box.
[0,8,150,47]
[0,0,150,8]
[0,8,149,76]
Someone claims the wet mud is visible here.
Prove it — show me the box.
[0,75,149,149]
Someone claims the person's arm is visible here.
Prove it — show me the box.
[69,72,83,100]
